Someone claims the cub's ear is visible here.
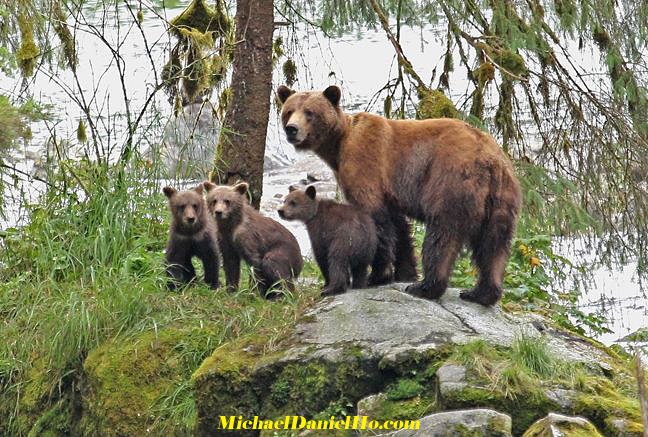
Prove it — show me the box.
[305,185,316,199]
[233,182,249,196]
[163,186,177,198]
[288,185,298,192]
[193,184,204,195]
[277,85,295,104]
[203,181,217,192]
[323,85,341,107]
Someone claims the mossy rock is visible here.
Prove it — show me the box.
[522,413,603,437]
[81,325,215,436]
[192,337,387,437]
[439,380,559,435]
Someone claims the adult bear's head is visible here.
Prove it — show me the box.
[276,85,344,151]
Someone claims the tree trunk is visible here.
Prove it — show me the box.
[212,0,273,209]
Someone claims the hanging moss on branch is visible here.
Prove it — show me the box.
[52,1,77,70]
[282,59,297,87]
[416,88,459,120]
[164,0,233,107]
[17,13,40,77]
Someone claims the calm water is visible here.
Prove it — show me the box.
[1,1,645,344]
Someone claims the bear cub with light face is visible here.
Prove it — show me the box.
[163,185,220,290]
[203,181,303,297]
[278,185,377,296]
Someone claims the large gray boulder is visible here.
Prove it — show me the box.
[388,409,512,437]
[191,285,642,437]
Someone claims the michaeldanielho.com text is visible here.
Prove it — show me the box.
[220,415,420,431]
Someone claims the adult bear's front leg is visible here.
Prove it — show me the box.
[392,211,418,282]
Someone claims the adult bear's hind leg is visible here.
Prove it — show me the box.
[460,210,515,306]
[405,222,460,300]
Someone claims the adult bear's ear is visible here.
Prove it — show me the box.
[193,184,204,195]
[277,85,295,104]
[203,181,217,192]
[233,182,249,196]
[323,85,341,107]
[163,186,177,198]
[305,185,316,199]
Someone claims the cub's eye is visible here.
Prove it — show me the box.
[304,110,313,119]
[193,204,198,209]
[289,201,296,207]
[224,200,230,206]
[284,110,293,118]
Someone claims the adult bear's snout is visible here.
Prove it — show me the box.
[285,124,299,139]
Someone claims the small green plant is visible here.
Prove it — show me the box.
[386,378,424,401]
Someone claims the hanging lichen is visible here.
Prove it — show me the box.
[475,62,495,88]
[273,36,284,66]
[52,2,77,71]
[169,0,230,37]
[16,13,40,77]
[282,59,297,87]
[164,0,234,107]
[492,50,527,78]
[383,95,392,119]
[77,118,87,144]
[416,87,459,119]
[592,25,610,51]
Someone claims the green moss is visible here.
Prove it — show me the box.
[82,325,216,437]
[492,50,528,78]
[385,378,424,401]
[416,88,459,119]
[169,0,230,39]
[368,395,435,423]
[27,398,72,437]
[282,59,297,87]
[17,13,40,77]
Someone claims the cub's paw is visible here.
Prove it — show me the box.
[321,286,346,297]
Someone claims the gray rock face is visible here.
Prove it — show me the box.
[283,285,607,367]
[522,412,603,436]
[436,363,467,396]
[387,409,512,437]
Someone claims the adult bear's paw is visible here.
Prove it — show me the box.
[459,287,501,307]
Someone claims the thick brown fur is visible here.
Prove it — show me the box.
[277,85,522,306]
[278,185,377,296]
[203,181,303,297]
[163,185,220,290]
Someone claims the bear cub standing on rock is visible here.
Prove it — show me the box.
[203,181,303,297]
[278,185,377,296]
[163,185,220,290]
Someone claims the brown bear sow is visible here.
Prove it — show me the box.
[163,185,220,290]
[203,181,303,296]
[277,85,522,306]
[278,185,377,296]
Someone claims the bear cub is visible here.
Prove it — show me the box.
[203,181,303,297]
[278,185,377,296]
[163,185,220,290]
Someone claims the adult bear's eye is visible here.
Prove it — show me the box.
[304,110,313,119]
[224,200,230,206]
[289,201,296,207]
